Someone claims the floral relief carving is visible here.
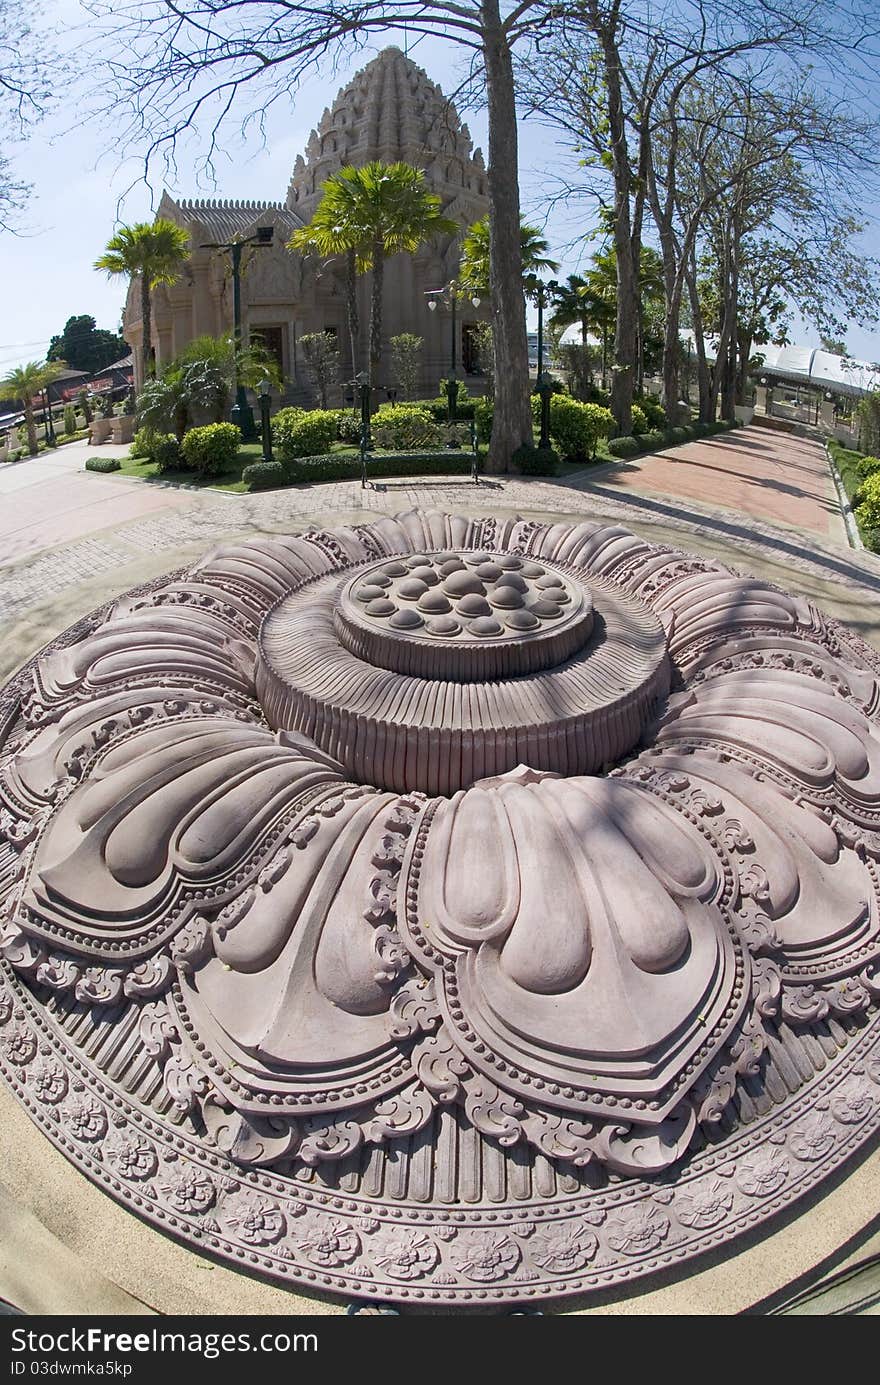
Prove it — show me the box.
[160,1167,216,1215]
[221,1193,286,1246]
[789,1113,837,1163]
[453,1232,521,1283]
[675,1178,735,1230]
[103,1130,158,1181]
[0,509,879,1305]
[373,1233,440,1280]
[529,1224,599,1274]
[736,1148,789,1198]
[606,1204,671,1256]
[296,1216,361,1268]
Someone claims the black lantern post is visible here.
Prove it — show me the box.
[258,379,273,462]
[200,225,274,440]
[426,279,481,420]
[43,381,57,447]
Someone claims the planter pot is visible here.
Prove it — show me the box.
[110,416,135,445]
[90,419,113,444]
[734,405,755,424]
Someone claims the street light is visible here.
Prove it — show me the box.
[200,225,274,440]
[258,378,273,462]
[527,278,555,382]
[425,279,481,420]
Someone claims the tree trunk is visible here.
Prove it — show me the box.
[684,258,712,423]
[736,327,751,405]
[720,216,741,421]
[140,274,153,379]
[595,17,637,437]
[482,0,532,472]
[346,249,360,380]
[369,237,384,401]
[24,400,38,456]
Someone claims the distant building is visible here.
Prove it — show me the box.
[123,48,491,401]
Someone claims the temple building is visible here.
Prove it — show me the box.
[123,48,491,400]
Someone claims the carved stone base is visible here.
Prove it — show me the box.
[1,510,879,1305]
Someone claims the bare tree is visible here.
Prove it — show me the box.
[0,0,54,231]
[81,0,593,472]
[522,0,880,428]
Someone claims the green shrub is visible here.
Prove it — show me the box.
[630,403,648,435]
[273,407,338,462]
[153,434,183,472]
[474,397,494,443]
[242,460,286,491]
[640,429,665,451]
[63,404,78,437]
[856,454,880,480]
[667,426,691,444]
[180,422,241,476]
[130,427,158,460]
[855,472,880,532]
[371,404,441,450]
[638,398,667,430]
[84,455,121,472]
[511,444,561,476]
[531,394,614,461]
[607,435,641,458]
[336,410,361,444]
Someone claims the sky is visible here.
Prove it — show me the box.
[2,1,879,377]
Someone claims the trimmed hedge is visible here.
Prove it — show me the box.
[511,444,561,476]
[242,460,286,490]
[639,429,665,451]
[607,435,641,458]
[85,455,121,472]
[244,450,474,489]
[181,422,241,476]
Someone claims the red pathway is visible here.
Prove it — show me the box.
[595,425,846,544]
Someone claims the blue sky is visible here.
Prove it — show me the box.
[2,4,878,376]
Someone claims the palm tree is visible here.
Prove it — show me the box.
[290,162,457,389]
[458,217,559,298]
[0,360,67,455]
[94,220,191,379]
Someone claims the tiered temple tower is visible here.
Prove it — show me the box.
[123,48,490,398]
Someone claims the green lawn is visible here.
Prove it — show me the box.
[115,441,360,493]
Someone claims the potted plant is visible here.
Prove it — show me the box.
[110,390,136,444]
[90,394,115,444]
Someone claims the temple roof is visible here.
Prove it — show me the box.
[162,197,304,243]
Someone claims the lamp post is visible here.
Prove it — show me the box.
[259,378,273,462]
[426,279,481,420]
[42,383,56,447]
[200,225,274,441]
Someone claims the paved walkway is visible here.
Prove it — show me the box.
[0,425,847,573]
[595,426,847,544]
